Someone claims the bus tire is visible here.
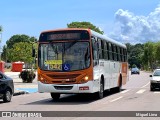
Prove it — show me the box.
[97,79,104,99]
[116,76,122,92]
[50,93,60,101]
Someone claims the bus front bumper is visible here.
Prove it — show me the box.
[38,81,97,93]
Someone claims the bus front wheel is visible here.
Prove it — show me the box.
[50,93,60,101]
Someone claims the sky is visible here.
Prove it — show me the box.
[0,0,160,50]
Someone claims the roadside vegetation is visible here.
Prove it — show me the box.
[127,42,160,71]
[1,35,37,70]
[1,22,159,71]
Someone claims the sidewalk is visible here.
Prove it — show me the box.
[5,72,38,96]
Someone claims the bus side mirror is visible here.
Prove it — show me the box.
[149,75,152,77]
[32,48,35,57]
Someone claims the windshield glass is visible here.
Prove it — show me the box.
[153,70,160,76]
[132,68,139,71]
[38,42,90,71]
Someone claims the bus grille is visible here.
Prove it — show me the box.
[47,74,80,84]
[54,86,73,90]
[52,79,76,84]
[47,74,80,79]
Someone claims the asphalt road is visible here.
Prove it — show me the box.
[1,71,160,120]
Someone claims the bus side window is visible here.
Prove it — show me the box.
[98,38,102,59]
[114,45,117,61]
[111,44,115,60]
[117,47,120,61]
[115,46,118,61]
[101,40,105,59]
[121,48,124,62]
[123,49,127,62]
[109,43,112,60]
[92,36,99,66]
[107,42,110,60]
[104,42,108,60]
[123,49,125,62]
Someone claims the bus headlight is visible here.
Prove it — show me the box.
[80,76,89,83]
[84,76,89,81]
[39,75,48,84]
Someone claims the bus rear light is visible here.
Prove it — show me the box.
[79,86,89,90]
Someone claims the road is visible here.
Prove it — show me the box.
[1,71,160,120]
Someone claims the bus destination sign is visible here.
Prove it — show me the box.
[47,33,81,40]
[39,30,90,41]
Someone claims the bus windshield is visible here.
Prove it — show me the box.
[38,41,90,71]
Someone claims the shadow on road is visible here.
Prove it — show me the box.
[0,101,4,104]
[25,89,126,105]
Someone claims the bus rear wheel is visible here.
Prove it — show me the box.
[50,93,60,101]
[115,76,122,92]
[118,81,122,92]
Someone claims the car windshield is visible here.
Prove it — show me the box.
[132,68,139,71]
[153,70,160,76]
[38,41,90,71]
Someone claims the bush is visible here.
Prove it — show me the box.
[19,70,36,83]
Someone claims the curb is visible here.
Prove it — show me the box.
[13,91,29,96]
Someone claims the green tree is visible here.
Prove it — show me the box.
[67,21,104,34]
[7,42,33,63]
[142,42,156,70]
[126,43,144,68]
[1,34,37,62]
[155,42,160,66]
[6,34,37,49]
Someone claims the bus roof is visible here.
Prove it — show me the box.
[40,28,126,48]
[90,30,126,48]
[40,28,88,33]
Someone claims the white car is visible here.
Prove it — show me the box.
[150,69,160,91]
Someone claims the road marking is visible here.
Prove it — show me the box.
[120,89,130,94]
[136,89,146,94]
[141,82,150,88]
[110,96,123,103]
[153,92,160,94]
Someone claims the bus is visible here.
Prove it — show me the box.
[37,28,128,100]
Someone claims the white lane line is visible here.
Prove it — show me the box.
[120,89,130,94]
[141,82,150,88]
[154,92,160,94]
[136,89,146,94]
[110,96,123,103]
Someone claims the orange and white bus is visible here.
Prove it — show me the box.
[37,28,128,100]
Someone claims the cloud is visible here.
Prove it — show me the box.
[109,5,160,44]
